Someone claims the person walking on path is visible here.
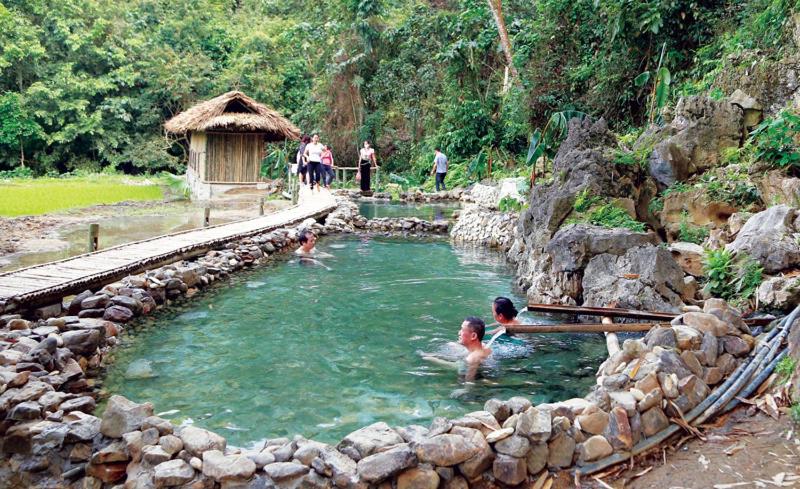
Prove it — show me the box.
[303,134,324,191]
[358,141,377,193]
[431,148,448,191]
[321,145,335,189]
[296,134,310,185]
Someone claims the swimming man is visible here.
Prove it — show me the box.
[422,316,492,381]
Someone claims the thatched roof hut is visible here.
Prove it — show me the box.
[165,91,300,198]
[165,91,300,141]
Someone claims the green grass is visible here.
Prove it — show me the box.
[0,175,164,217]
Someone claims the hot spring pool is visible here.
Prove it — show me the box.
[102,235,606,446]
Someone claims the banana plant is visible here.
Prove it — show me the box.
[526,110,588,184]
[634,42,671,124]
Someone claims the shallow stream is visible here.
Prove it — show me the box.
[103,235,606,446]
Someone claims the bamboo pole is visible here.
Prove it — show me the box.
[526,303,772,326]
[503,322,664,334]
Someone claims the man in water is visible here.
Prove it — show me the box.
[421,316,492,381]
[294,229,318,256]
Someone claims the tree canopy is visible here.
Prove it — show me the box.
[0,0,796,178]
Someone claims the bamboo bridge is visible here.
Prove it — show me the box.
[0,191,337,314]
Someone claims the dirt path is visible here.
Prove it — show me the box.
[584,409,799,489]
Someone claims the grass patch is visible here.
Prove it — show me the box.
[0,175,164,217]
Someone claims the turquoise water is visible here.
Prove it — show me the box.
[103,236,606,447]
[358,201,460,220]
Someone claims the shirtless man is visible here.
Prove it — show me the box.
[422,317,492,381]
[294,230,318,256]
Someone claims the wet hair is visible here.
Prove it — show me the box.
[298,230,315,245]
[493,297,518,320]
[464,316,486,341]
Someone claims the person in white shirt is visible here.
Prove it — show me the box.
[358,141,377,192]
[303,134,325,191]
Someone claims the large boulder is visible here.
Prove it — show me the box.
[643,96,743,187]
[509,117,651,303]
[726,205,800,273]
[756,170,800,208]
[100,395,154,438]
[582,245,686,312]
[546,225,658,273]
[757,276,800,311]
[337,422,405,461]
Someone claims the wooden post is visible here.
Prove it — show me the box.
[204,207,211,227]
[259,197,265,216]
[291,177,299,205]
[88,223,99,252]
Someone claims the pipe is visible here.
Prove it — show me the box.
[723,349,787,413]
[504,323,661,334]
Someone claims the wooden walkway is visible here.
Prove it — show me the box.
[0,190,337,313]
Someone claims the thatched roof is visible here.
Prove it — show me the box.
[164,91,300,141]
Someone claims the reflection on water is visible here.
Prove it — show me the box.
[358,201,460,221]
[103,236,606,446]
[0,211,232,272]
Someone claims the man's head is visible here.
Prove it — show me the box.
[298,230,316,249]
[434,148,441,154]
[459,316,486,346]
[492,297,518,322]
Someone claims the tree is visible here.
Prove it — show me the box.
[0,92,44,168]
[485,0,519,91]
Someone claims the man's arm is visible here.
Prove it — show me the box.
[421,355,458,369]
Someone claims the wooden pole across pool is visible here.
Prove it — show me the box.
[503,322,665,334]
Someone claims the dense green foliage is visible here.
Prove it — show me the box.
[702,248,763,303]
[678,211,709,244]
[751,110,800,172]
[0,0,797,180]
[587,204,646,232]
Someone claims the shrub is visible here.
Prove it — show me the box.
[0,166,34,179]
[702,249,763,303]
[648,197,664,215]
[678,211,709,244]
[703,248,735,299]
[499,196,526,212]
[588,204,646,232]
[776,356,797,382]
[573,188,599,213]
[750,110,800,170]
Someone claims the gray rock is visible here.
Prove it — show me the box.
[264,461,309,481]
[159,434,183,456]
[578,435,613,463]
[515,406,551,442]
[356,444,416,483]
[645,96,743,187]
[641,407,670,437]
[450,426,494,479]
[726,205,800,273]
[65,411,102,442]
[179,425,226,456]
[154,459,195,487]
[81,294,110,310]
[483,398,511,423]
[721,336,750,357]
[7,400,42,420]
[203,450,257,481]
[583,245,686,312]
[415,434,479,466]
[494,435,530,457]
[143,445,172,465]
[396,425,430,444]
[59,396,96,414]
[506,396,533,414]
[61,329,102,356]
[547,224,657,273]
[337,422,404,461]
[103,305,134,323]
[758,276,800,311]
[547,432,576,469]
[92,440,130,464]
[492,454,527,485]
[101,395,154,438]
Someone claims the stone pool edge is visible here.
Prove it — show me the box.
[0,194,766,488]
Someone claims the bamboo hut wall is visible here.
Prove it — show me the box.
[206,133,264,183]
[189,132,208,181]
